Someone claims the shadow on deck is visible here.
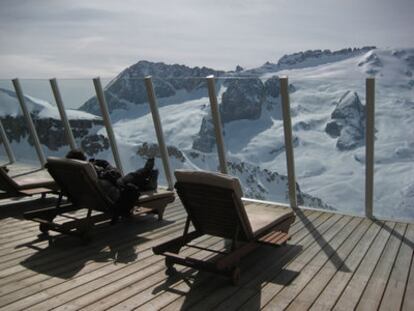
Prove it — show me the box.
[0,195,412,311]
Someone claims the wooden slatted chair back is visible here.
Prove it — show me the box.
[46,157,112,212]
[174,170,254,241]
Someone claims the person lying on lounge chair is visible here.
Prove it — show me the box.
[65,149,158,219]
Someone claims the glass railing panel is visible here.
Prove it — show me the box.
[215,76,289,203]
[290,77,366,215]
[153,77,219,183]
[19,78,72,160]
[373,76,414,222]
[55,78,114,164]
[0,78,119,171]
[0,79,40,166]
[53,78,111,109]
[83,77,167,186]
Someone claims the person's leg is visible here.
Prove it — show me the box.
[117,158,154,188]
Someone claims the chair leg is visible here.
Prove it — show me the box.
[157,206,166,221]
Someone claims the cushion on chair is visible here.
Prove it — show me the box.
[139,188,175,203]
[244,202,294,237]
[14,176,56,190]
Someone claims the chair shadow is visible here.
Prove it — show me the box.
[0,196,60,220]
[294,208,350,272]
[151,243,303,311]
[19,215,174,279]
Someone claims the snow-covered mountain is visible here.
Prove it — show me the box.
[80,61,224,116]
[0,87,109,158]
[1,47,413,219]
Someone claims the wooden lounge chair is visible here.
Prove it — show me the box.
[0,166,58,200]
[153,169,296,285]
[24,157,175,242]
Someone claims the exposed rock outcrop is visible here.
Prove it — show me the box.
[192,116,216,153]
[220,78,265,123]
[80,61,224,115]
[192,75,289,153]
[226,160,334,210]
[278,46,376,68]
[136,142,185,162]
[0,115,108,156]
[325,91,366,150]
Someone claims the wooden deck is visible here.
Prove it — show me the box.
[0,174,413,310]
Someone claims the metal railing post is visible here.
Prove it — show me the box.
[206,75,228,174]
[0,119,16,164]
[12,78,47,166]
[144,76,174,190]
[50,78,77,150]
[93,77,124,175]
[280,77,298,209]
[365,77,375,218]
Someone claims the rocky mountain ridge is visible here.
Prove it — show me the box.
[80,61,224,115]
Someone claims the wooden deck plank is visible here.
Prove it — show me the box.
[0,188,411,311]
[105,238,231,311]
[190,213,346,311]
[262,217,367,310]
[26,236,221,311]
[401,225,414,311]
[310,221,393,311]
[0,209,185,288]
[0,202,183,267]
[381,224,414,311]
[159,211,325,311]
[133,210,318,311]
[287,218,381,310]
[355,222,407,311]
[0,213,187,309]
[0,224,187,310]
[225,214,348,311]
[80,238,228,311]
[0,207,184,274]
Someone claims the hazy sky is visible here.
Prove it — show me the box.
[0,0,412,78]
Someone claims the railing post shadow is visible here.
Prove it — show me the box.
[279,76,298,209]
[144,76,174,190]
[93,77,124,175]
[50,78,77,150]
[206,75,228,174]
[0,118,16,164]
[12,78,47,167]
[365,77,375,219]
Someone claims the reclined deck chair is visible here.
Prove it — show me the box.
[153,170,296,285]
[0,166,58,200]
[24,157,175,242]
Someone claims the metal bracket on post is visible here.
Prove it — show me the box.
[50,78,77,150]
[12,78,47,167]
[93,77,124,175]
[144,76,174,190]
[206,75,228,174]
[365,77,375,219]
[0,119,16,164]
[280,77,298,209]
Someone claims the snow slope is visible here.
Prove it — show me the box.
[261,48,414,219]
[0,87,100,120]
